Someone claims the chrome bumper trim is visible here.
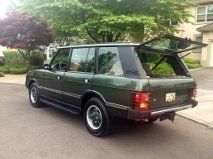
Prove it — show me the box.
[151,105,192,116]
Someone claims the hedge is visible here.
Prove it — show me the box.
[3,50,44,67]
[0,72,4,77]
[0,65,39,74]
[0,66,10,73]
[183,58,201,69]
[3,50,26,66]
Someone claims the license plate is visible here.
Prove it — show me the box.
[166,92,176,102]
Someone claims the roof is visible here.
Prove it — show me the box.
[197,22,213,32]
[58,42,140,49]
[188,0,213,4]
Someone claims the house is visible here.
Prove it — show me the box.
[176,0,213,67]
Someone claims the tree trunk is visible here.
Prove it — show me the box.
[18,49,31,66]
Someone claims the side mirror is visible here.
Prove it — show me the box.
[43,64,50,69]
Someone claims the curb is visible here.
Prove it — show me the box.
[189,67,203,72]
[177,114,213,130]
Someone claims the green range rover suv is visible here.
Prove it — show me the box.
[26,35,206,136]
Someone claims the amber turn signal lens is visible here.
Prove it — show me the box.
[139,103,149,109]
[132,92,150,110]
[191,88,197,100]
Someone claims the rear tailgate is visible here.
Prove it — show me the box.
[148,78,195,109]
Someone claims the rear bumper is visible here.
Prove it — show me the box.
[127,100,198,120]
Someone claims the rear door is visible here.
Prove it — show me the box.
[91,46,132,107]
[138,34,207,54]
[61,47,96,107]
[148,78,196,110]
[135,35,206,109]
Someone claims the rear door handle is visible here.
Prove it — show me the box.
[84,78,90,83]
[57,76,62,80]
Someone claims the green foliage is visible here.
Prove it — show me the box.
[0,72,5,77]
[0,13,55,64]
[18,0,192,43]
[0,65,10,73]
[0,65,40,74]
[151,63,174,75]
[185,63,201,69]
[10,66,29,74]
[183,58,201,69]
[3,50,44,67]
[3,50,26,66]
[30,51,45,67]
[184,58,200,64]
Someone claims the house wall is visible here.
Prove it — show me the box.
[175,2,213,67]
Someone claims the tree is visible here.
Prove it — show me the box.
[18,0,192,43]
[0,12,55,64]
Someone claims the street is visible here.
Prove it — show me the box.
[0,82,212,159]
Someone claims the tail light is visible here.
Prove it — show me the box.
[191,88,197,101]
[132,92,150,110]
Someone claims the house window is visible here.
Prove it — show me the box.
[194,35,203,53]
[197,5,213,22]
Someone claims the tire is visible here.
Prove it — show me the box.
[147,117,159,124]
[29,83,42,108]
[83,97,111,137]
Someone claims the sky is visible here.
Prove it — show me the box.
[0,0,20,50]
[0,0,20,18]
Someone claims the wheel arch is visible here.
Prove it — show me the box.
[81,90,107,113]
[28,79,38,88]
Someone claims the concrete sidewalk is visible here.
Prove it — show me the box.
[178,89,213,129]
[0,70,213,128]
[0,74,26,85]
[177,68,213,129]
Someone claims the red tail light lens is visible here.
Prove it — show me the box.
[132,92,150,110]
[191,88,197,100]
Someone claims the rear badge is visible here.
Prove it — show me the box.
[166,92,176,102]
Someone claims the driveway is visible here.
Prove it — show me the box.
[0,82,212,159]
[178,68,213,128]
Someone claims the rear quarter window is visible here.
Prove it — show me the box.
[98,47,124,76]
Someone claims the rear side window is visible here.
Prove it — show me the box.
[98,47,124,76]
[70,47,95,73]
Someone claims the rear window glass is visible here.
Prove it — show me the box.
[136,51,188,78]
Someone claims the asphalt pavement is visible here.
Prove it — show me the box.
[0,82,212,159]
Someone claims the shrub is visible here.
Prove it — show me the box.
[183,58,200,64]
[151,63,174,74]
[10,66,28,74]
[186,63,201,69]
[0,72,4,77]
[27,65,40,70]
[0,65,39,74]
[30,51,44,67]
[0,66,10,73]
[3,50,26,66]
[3,50,44,67]
[183,58,201,69]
